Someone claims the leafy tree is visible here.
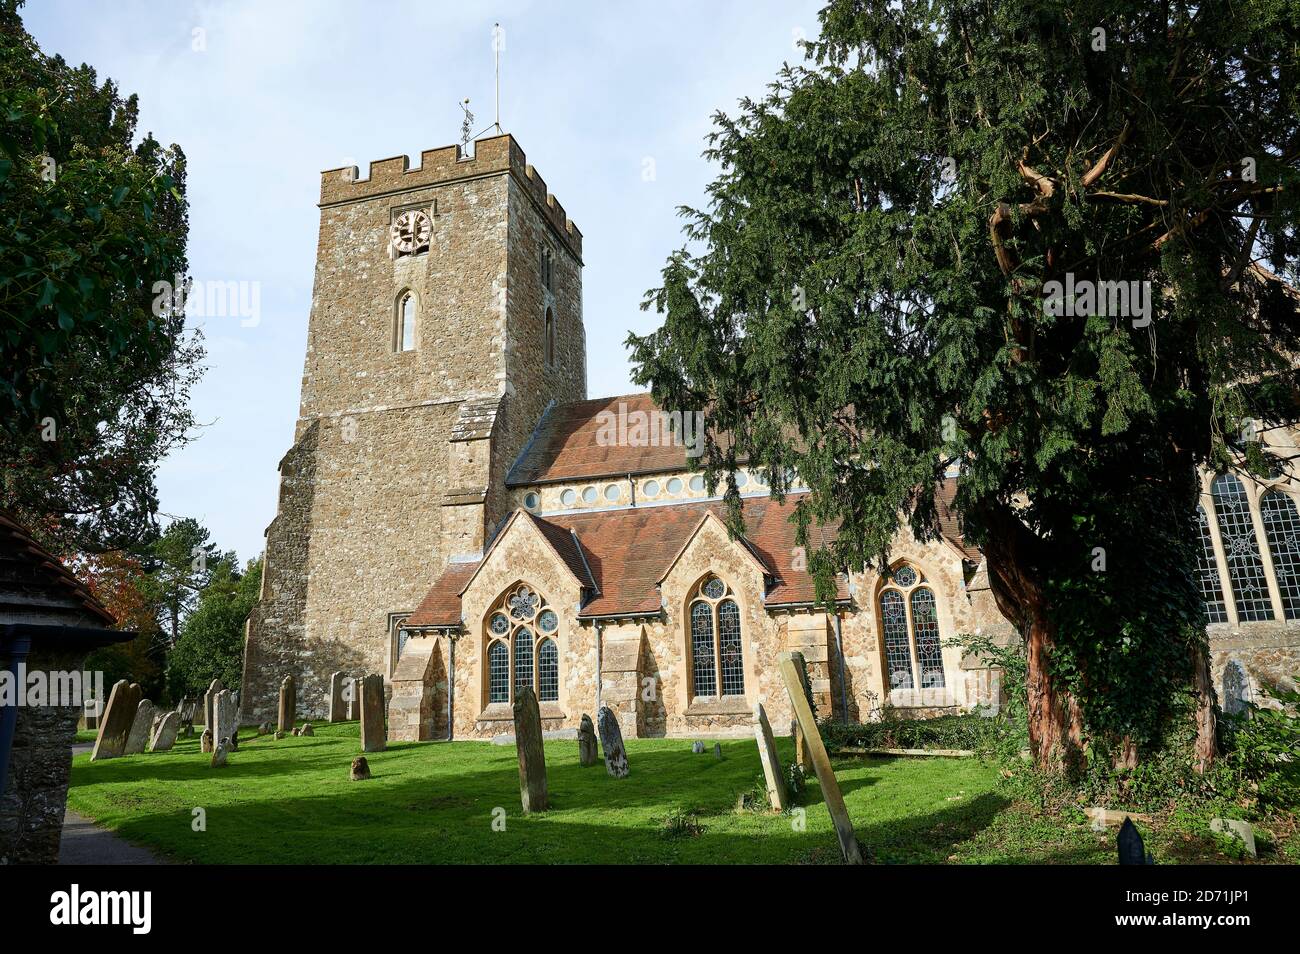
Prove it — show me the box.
[139,517,230,646]
[629,0,1300,771]
[166,557,260,700]
[0,0,202,553]
[72,549,166,700]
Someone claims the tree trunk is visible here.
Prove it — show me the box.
[1023,605,1081,770]
[1191,639,1217,772]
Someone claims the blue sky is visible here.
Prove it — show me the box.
[24,0,825,563]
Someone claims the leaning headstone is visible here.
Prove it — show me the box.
[300,723,314,737]
[359,673,386,753]
[577,714,599,767]
[513,687,548,813]
[203,678,223,729]
[150,711,180,753]
[691,740,705,754]
[277,674,296,734]
[778,652,864,864]
[596,706,629,778]
[123,699,157,755]
[91,680,142,761]
[1210,818,1257,858]
[213,689,238,752]
[752,702,787,811]
[788,658,816,773]
[350,756,371,781]
[1118,817,1154,864]
[347,678,362,721]
[211,742,228,768]
[328,671,347,723]
[201,728,214,753]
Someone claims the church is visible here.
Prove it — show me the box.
[240,134,1300,741]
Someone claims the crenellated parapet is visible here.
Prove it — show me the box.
[319,133,582,259]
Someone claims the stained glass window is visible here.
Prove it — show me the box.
[1260,490,1300,620]
[703,577,726,600]
[1211,474,1274,621]
[880,590,914,689]
[513,628,533,695]
[1196,505,1229,623]
[911,588,945,688]
[718,599,745,696]
[488,641,509,703]
[537,639,558,702]
[690,601,717,697]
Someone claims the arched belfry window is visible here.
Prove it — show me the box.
[396,291,417,352]
[689,576,745,698]
[879,564,946,690]
[486,584,560,704]
[1210,473,1274,621]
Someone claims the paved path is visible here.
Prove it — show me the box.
[60,741,168,865]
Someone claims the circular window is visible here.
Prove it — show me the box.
[735,470,749,488]
[524,492,539,510]
[560,489,576,506]
[490,613,510,635]
[582,486,597,504]
[666,477,683,495]
[643,480,660,498]
[703,577,727,600]
[753,470,768,486]
[538,609,558,633]
[689,474,705,492]
[892,565,918,588]
[604,484,621,502]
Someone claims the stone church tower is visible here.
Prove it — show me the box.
[241,135,585,724]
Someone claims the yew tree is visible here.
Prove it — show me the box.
[629,0,1300,771]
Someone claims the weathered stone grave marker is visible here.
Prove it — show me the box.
[214,689,238,752]
[150,711,180,752]
[359,673,386,753]
[328,671,347,723]
[211,742,228,768]
[513,686,548,813]
[123,699,156,755]
[350,756,371,781]
[596,705,628,778]
[778,651,864,864]
[691,740,705,754]
[347,677,362,721]
[201,728,214,753]
[277,674,296,734]
[753,702,787,811]
[577,713,599,766]
[90,680,142,761]
[203,678,222,729]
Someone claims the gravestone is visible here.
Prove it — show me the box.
[577,713,599,767]
[328,671,347,723]
[258,722,271,735]
[752,702,787,811]
[1221,660,1250,716]
[1210,818,1257,858]
[350,756,371,781]
[91,680,142,761]
[713,742,723,760]
[177,696,196,737]
[778,651,864,864]
[513,686,548,813]
[274,730,285,740]
[211,742,228,768]
[691,740,705,754]
[203,678,223,729]
[278,674,296,733]
[347,678,362,721]
[150,711,181,752]
[123,699,157,755]
[788,657,816,773]
[214,689,238,751]
[300,723,314,737]
[201,728,213,753]
[359,673,386,753]
[596,706,629,778]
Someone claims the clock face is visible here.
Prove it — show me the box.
[390,209,432,254]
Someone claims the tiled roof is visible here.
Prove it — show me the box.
[407,561,479,627]
[506,393,693,485]
[0,509,116,628]
[935,477,981,561]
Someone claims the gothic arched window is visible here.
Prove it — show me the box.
[486,585,560,704]
[688,576,744,698]
[1211,474,1274,621]
[879,564,946,690]
[1260,489,1300,620]
[1195,505,1229,623]
[397,291,417,352]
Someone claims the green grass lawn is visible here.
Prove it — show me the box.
[66,721,1290,864]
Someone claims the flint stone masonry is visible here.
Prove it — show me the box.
[149,711,180,752]
[90,680,141,761]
